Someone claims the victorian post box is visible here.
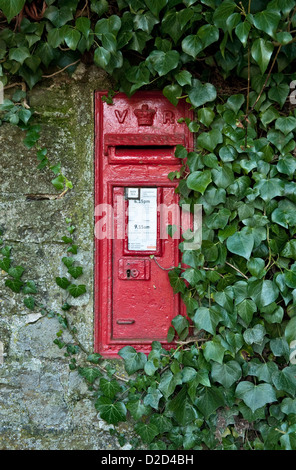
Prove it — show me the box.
[94,91,193,357]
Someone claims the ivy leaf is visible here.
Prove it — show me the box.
[235,382,277,413]
[285,316,296,344]
[143,386,163,409]
[171,315,189,340]
[256,178,284,202]
[213,0,236,31]
[51,175,65,191]
[272,367,296,395]
[275,116,296,135]
[64,28,81,50]
[23,281,37,295]
[67,284,86,298]
[144,0,167,18]
[243,324,266,346]
[268,83,290,108]
[126,399,150,420]
[181,35,202,58]
[211,361,242,388]
[251,38,274,75]
[24,296,35,310]
[62,257,74,268]
[188,79,217,108]
[95,397,127,425]
[148,50,180,76]
[76,17,91,39]
[237,299,257,326]
[168,268,186,294]
[8,266,24,279]
[253,9,281,38]
[163,83,182,106]
[134,422,159,444]
[226,230,254,260]
[118,346,147,375]
[5,279,23,293]
[67,266,83,279]
[94,47,111,69]
[43,6,73,28]
[0,0,25,23]
[9,47,30,65]
[99,378,121,399]
[56,277,71,289]
[235,21,251,47]
[79,366,102,384]
[0,257,11,272]
[197,24,219,49]
[249,279,279,309]
[195,386,225,419]
[197,129,223,152]
[186,170,212,194]
[158,370,182,399]
[167,386,198,426]
[203,341,225,365]
[192,307,220,335]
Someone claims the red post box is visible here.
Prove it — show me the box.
[94,91,193,357]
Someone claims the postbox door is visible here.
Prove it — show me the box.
[112,185,181,342]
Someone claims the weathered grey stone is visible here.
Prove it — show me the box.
[0,66,135,450]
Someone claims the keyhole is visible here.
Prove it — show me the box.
[126,269,131,278]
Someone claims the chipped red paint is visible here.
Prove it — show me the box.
[94,91,193,358]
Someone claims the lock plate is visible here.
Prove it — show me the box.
[118,259,150,280]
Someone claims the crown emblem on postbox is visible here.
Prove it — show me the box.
[134,104,156,126]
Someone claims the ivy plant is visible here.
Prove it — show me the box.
[1,0,296,450]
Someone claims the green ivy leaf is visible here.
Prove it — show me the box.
[8,266,24,279]
[253,9,281,38]
[188,79,217,108]
[195,386,225,419]
[203,339,226,364]
[126,399,150,420]
[181,35,202,58]
[9,47,30,65]
[64,28,81,50]
[235,21,251,47]
[79,366,102,384]
[5,278,23,293]
[118,346,147,375]
[186,170,212,194]
[95,396,127,424]
[0,257,11,272]
[56,277,71,289]
[249,279,279,309]
[67,284,86,298]
[0,0,25,23]
[134,422,159,444]
[251,38,274,75]
[192,307,220,335]
[211,361,242,388]
[226,230,254,260]
[67,266,83,279]
[24,296,35,310]
[235,382,277,413]
[143,386,163,409]
[99,378,121,399]
[237,299,257,326]
[144,0,167,18]
[94,46,111,69]
[148,50,180,76]
[76,17,91,39]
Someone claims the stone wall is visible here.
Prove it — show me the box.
[0,64,132,450]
